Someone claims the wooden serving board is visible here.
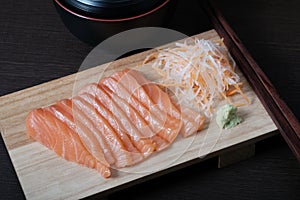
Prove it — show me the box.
[0,29,277,200]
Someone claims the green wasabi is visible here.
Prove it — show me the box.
[216,104,242,129]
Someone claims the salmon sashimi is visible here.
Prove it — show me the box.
[100,77,165,133]
[102,83,157,139]
[126,69,205,137]
[99,78,169,149]
[179,107,206,137]
[80,83,156,157]
[100,77,172,150]
[49,102,115,165]
[75,95,146,167]
[72,96,132,168]
[80,93,142,154]
[54,101,114,165]
[58,99,113,166]
[26,68,206,178]
[26,108,111,178]
[108,71,169,123]
[101,83,171,151]
[107,70,182,142]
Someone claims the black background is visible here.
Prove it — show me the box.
[0,0,299,199]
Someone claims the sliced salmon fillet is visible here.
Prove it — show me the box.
[106,69,182,143]
[179,107,206,137]
[72,96,128,168]
[79,93,144,165]
[99,78,170,151]
[100,77,164,133]
[80,83,156,157]
[73,95,144,168]
[101,83,172,151]
[126,69,205,137]
[26,108,111,178]
[26,68,206,178]
[58,99,113,166]
[101,83,156,139]
[49,102,115,165]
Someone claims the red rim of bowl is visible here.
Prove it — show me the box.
[54,0,170,22]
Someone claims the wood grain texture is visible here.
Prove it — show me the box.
[202,0,300,161]
[0,30,276,200]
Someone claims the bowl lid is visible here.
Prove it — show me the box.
[59,0,166,19]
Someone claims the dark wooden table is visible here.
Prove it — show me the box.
[0,0,299,199]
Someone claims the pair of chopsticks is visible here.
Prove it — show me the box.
[201,0,300,162]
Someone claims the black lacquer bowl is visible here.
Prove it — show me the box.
[53,0,176,46]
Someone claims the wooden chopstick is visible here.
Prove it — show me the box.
[201,0,300,162]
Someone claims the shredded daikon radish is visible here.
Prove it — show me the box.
[143,38,250,117]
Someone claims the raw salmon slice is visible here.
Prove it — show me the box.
[58,99,113,166]
[101,83,171,151]
[26,108,111,178]
[51,102,115,165]
[99,77,171,151]
[107,69,182,143]
[100,77,165,134]
[26,68,205,178]
[81,83,156,157]
[126,69,205,137]
[79,93,144,165]
[179,107,206,137]
[74,95,144,167]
